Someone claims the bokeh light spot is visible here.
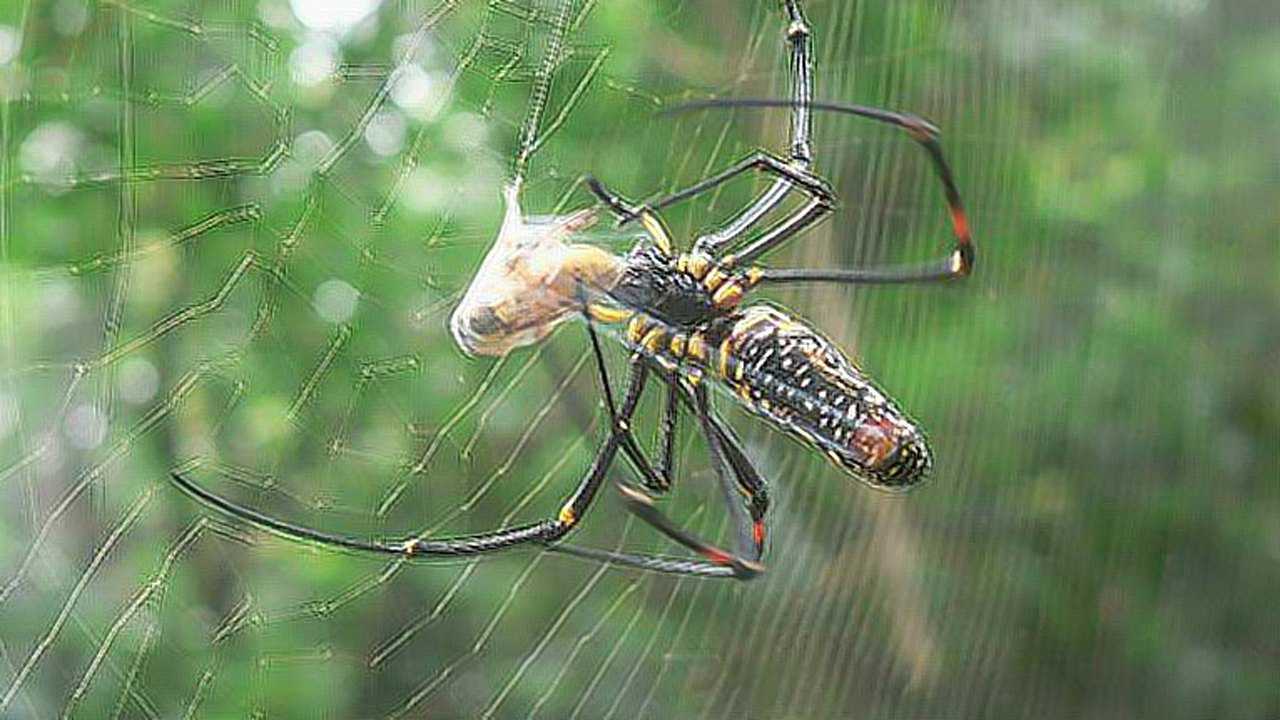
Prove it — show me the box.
[118,358,161,405]
[289,0,382,33]
[19,122,83,188]
[365,110,407,156]
[289,34,339,87]
[391,65,446,120]
[314,279,360,323]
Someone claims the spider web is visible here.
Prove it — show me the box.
[3,0,1278,718]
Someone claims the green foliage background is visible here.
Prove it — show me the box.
[0,0,1276,718]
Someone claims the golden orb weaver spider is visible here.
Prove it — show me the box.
[171,0,974,580]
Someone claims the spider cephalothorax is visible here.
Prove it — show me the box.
[609,243,720,329]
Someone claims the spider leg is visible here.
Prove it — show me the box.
[545,542,741,578]
[579,290,674,493]
[689,382,769,559]
[653,378,679,494]
[583,175,641,221]
[584,175,677,258]
[598,382,768,579]
[544,366,770,580]
[170,355,651,559]
[590,151,835,272]
[643,0,818,260]
[609,483,762,579]
[693,0,817,255]
[678,99,975,282]
[698,398,770,555]
[580,2,820,262]
[539,342,756,578]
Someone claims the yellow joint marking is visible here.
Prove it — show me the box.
[712,281,745,308]
[641,327,665,353]
[683,371,702,387]
[558,506,577,526]
[687,333,708,362]
[670,333,688,358]
[703,267,729,292]
[399,540,418,556]
[626,316,650,344]
[639,211,673,256]
[588,303,633,324]
[676,254,689,274]
[733,360,744,382]
[721,253,739,268]
[744,267,764,286]
[717,336,733,379]
[738,385,752,403]
[686,252,711,280]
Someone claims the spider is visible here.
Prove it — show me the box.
[171,0,973,580]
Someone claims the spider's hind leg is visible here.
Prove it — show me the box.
[605,380,770,578]
[612,483,762,579]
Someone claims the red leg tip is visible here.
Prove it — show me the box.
[950,207,971,244]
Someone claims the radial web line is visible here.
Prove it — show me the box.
[0,488,155,714]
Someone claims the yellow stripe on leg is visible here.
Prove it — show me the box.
[558,505,577,527]
[639,211,673,256]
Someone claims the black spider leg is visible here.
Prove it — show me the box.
[169,359,650,559]
[592,321,767,574]
[634,0,823,263]
[578,294,670,494]
[654,378,679,493]
[673,98,976,283]
[643,332,771,559]
[574,183,684,498]
[649,151,834,267]
[696,394,770,557]
[601,381,765,579]
[545,404,762,576]
[548,321,758,579]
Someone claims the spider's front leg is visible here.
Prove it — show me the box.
[656,0,821,260]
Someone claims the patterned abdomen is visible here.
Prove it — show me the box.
[713,305,932,490]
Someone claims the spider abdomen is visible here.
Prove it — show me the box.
[712,304,932,490]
